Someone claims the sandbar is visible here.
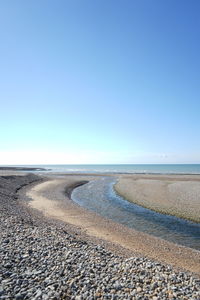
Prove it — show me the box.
[115,174,200,223]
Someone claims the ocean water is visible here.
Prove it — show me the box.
[8,164,200,174]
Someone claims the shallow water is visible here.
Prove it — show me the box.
[71,177,200,250]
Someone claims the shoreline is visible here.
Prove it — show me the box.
[1,173,200,299]
[25,175,200,275]
[0,166,48,171]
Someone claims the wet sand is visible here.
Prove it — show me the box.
[115,174,200,223]
[26,175,200,275]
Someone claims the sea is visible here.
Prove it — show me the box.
[7,164,200,174]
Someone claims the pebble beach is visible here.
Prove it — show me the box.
[0,173,200,299]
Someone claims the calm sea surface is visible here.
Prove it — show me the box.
[8,164,200,174]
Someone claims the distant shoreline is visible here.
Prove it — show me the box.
[0,166,48,171]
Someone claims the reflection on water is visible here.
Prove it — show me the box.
[71,177,200,250]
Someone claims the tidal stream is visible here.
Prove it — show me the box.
[71,177,200,250]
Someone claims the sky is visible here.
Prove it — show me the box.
[0,0,200,164]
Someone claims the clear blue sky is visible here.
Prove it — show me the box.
[0,0,200,164]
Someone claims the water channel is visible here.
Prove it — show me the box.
[71,177,200,251]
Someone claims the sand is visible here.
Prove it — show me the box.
[25,175,200,275]
[115,174,200,223]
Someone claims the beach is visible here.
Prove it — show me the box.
[0,171,200,299]
[115,174,200,223]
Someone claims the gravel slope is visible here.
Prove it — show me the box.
[0,174,199,300]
